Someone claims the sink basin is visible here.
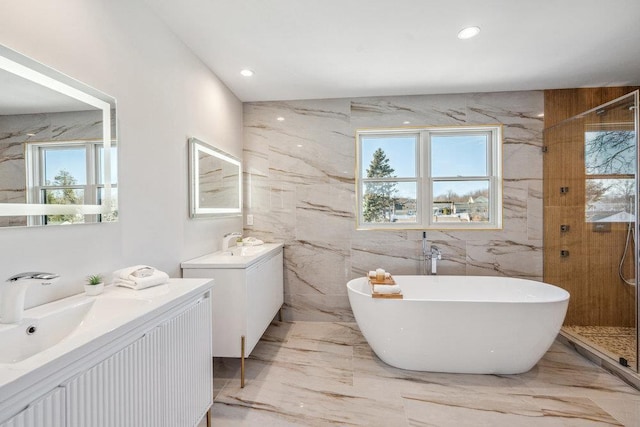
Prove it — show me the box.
[0,298,94,364]
[0,287,159,364]
[222,245,267,257]
[181,242,283,269]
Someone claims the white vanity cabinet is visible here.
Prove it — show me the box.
[65,295,212,427]
[0,387,65,427]
[0,279,213,427]
[182,244,284,360]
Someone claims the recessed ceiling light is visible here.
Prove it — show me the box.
[537,113,545,117]
[403,121,411,125]
[457,26,480,40]
[240,69,254,77]
[26,133,35,136]
[276,116,285,121]
[296,144,303,148]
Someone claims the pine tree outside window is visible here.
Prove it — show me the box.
[356,126,502,230]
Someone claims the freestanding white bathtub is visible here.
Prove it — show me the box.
[347,275,569,374]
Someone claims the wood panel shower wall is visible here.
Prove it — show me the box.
[544,87,638,326]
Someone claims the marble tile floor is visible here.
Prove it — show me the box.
[563,326,637,368]
[200,321,640,426]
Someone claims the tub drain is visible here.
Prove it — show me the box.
[26,325,37,335]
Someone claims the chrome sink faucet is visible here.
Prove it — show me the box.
[1,272,59,324]
[222,232,242,251]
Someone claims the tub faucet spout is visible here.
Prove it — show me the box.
[430,246,442,275]
[2,272,60,324]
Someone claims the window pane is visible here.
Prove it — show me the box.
[44,147,87,185]
[586,178,635,222]
[585,130,635,175]
[361,134,416,178]
[43,188,85,225]
[432,180,489,223]
[362,181,417,223]
[431,134,487,177]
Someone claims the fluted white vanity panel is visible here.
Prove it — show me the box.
[66,331,163,427]
[65,296,211,427]
[162,297,212,427]
[0,387,64,427]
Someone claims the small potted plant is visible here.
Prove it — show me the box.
[85,274,104,296]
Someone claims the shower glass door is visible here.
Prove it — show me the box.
[544,91,639,373]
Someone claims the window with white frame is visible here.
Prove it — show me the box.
[27,140,118,225]
[356,126,502,230]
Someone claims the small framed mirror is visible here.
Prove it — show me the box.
[188,137,242,218]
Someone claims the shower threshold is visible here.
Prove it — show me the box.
[559,327,640,391]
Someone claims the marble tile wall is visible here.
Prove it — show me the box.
[243,91,544,321]
[0,110,105,227]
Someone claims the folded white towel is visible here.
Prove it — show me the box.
[113,265,169,290]
[115,270,169,290]
[114,265,156,281]
[368,271,392,280]
[373,284,401,294]
[132,267,154,278]
[242,238,264,246]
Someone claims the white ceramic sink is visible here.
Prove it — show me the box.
[222,245,268,257]
[0,298,94,364]
[181,242,283,269]
[0,291,155,364]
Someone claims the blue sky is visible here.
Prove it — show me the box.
[44,148,87,184]
[43,146,118,185]
[361,134,488,198]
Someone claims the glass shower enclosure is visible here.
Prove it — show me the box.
[544,90,639,375]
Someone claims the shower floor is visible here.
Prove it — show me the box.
[563,325,637,368]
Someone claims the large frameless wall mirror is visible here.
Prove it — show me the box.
[0,44,117,228]
[188,137,242,218]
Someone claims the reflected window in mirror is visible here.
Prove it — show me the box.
[189,137,242,218]
[26,141,118,225]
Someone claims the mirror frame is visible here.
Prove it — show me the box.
[0,44,117,221]
[188,137,242,218]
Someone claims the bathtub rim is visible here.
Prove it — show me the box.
[347,275,570,304]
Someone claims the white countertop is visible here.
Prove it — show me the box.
[181,242,284,269]
[0,278,213,406]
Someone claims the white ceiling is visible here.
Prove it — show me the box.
[144,0,640,102]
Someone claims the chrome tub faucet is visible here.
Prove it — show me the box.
[422,232,442,275]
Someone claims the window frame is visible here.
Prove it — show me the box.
[26,140,118,225]
[356,125,502,230]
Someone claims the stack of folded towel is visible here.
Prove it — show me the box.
[367,268,402,295]
[113,265,169,290]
